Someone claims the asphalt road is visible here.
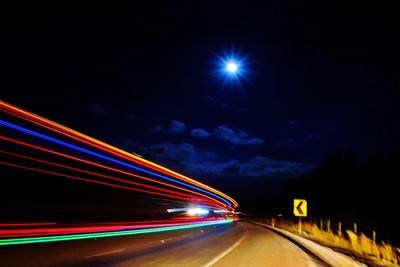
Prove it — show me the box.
[0,221,326,267]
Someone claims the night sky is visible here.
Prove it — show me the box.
[5,3,398,202]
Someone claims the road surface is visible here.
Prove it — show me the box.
[0,221,326,267]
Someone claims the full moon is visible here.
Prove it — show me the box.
[227,62,238,73]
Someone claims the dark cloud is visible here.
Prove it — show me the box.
[141,143,312,178]
[190,128,211,138]
[150,120,187,134]
[148,119,263,146]
[203,156,312,178]
[214,125,263,145]
[236,156,313,177]
[190,125,263,146]
[144,143,216,161]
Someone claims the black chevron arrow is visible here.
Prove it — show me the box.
[296,201,304,215]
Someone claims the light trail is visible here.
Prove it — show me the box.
[0,119,233,208]
[0,219,235,246]
[0,136,228,209]
[0,218,218,238]
[0,150,214,203]
[0,100,238,208]
[0,101,239,247]
[0,161,196,202]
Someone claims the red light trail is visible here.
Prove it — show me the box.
[0,150,215,203]
[0,136,227,209]
[0,161,197,202]
[0,100,238,245]
[0,100,238,208]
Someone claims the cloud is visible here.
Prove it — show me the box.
[142,142,232,176]
[214,125,263,145]
[190,128,211,138]
[185,156,313,178]
[236,156,313,177]
[141,143,313,178]
[190,125,264,146]
[150,120,262,146]
[150,120,187,134]
[142,143,217,170]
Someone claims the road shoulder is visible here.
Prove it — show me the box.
[251,221,367,267]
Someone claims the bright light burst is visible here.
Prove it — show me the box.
[187,208,210,216]
[213,49,250,87]
[227,62,238,73]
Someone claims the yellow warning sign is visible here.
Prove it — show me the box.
[293,199,307,217]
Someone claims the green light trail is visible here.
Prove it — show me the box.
[0,219,233,246]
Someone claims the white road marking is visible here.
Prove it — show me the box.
[202,231,247,267]
[85,248,126,258]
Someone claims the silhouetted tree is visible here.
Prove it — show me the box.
[278,149,398,244]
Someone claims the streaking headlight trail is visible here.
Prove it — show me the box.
[0,219,235,246]
[0,100,238,209]
[0,100,238,246]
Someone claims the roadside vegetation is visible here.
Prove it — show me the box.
[277,220,400,266]
[274,150,398,266]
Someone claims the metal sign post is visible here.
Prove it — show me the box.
[298,217,302,235]
[293,199,307,235]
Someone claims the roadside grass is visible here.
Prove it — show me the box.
[279,220,399,266]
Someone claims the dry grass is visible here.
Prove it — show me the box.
[278,220,400,266]
[347,230,399,265]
